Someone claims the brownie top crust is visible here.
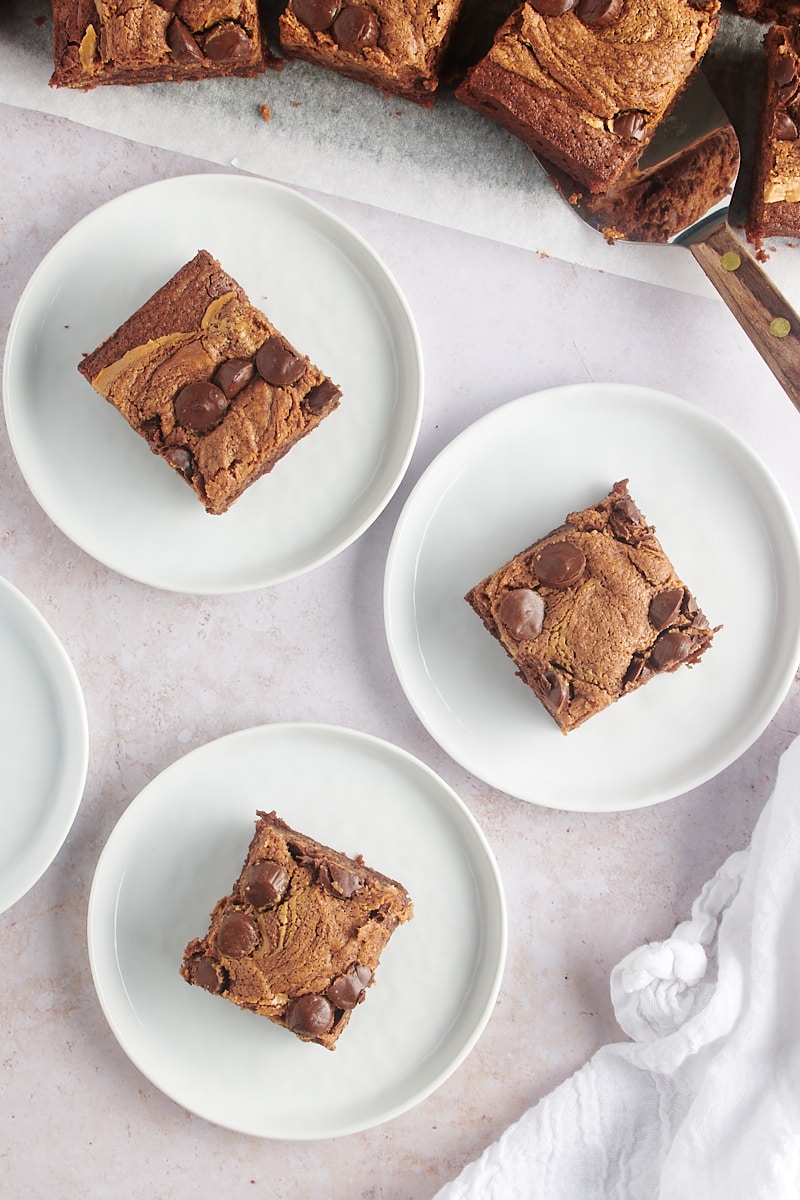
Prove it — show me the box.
[79,250,341,515]
[181,810,414,1050]
[278,0,467,104]
[465,480,718,733]
[485,1,718,132]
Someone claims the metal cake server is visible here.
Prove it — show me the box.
[543,69,800,412]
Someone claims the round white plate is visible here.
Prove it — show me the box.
[87,723,507,1139]
[384,383,800,812]
[0,577,88,913]
[3,174,423,594]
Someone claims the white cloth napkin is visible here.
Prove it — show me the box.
[434,735,800,1200]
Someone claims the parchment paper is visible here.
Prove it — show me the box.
[1,2,797,307]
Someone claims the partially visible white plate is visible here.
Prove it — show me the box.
[3,174,423,593]
[384,384,800,812]
[0,577,88,913]
[87,723,507,1139]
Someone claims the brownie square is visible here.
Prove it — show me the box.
[278,0,468,107]
[78,250,341,516]
[50,0,267,89]
[180,810,414,1049]
[465,480,717,734]
[747,24,800,243]
[454,0,720,194]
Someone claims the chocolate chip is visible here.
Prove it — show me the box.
[623,653,650,688]
[204,23,252,61]
[609,496,645,540]
[189,956,226,994]
[216,910,259,958]
[167,16,204,63]
[528,0,577,13]
[162,446,194,477]
[542,669,568,713]
[775,111,798,141]
[576,0,623,24]
[649,630,693,672]
[322,862,362,898]
[155,0,180,10]
[304,380,340,412]
[497,589,545,640]
[255,338,306,386]
[648,587,684,632]
[241,860,288,907]
[292,0,341,30]
[174,381,228,433]
[326,965,372,1010]
[775,54,796,90]
[286,994,334,1037]
[332,5,379,49]
[533,542,586,588]
[213,357,254,399]
[613,111,647,142]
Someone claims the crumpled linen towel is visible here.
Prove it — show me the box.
[433,735,800,1200]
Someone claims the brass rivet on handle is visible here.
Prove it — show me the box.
[769,317,792,339]
[720,251,741,272]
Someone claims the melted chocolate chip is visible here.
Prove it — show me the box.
[321,861,362,898]
[332,5,379,49]
[775,111,798,141]
[533,542,586,588]
[775,54,797,90]
[542,669,568,713]
[576,0,623,24]
[286,994,334,1037]
[528,0,577,13]
[614,111,647,142]
[304,380,340,412]
[213,357,254,399]
[216,910,259,958]
[162,446,194,477]
[497,589,545,640]
[204,23,252,61]
[189,956,226,993]
[174,381,228,432]
[241,860,288,907]
[255,338,306,386]
[648,586,684,632]
[292,0,341,30]
[167,17,204,63]
[609,496,645,540]
[649,630,693,672]
[326,965,372,1010]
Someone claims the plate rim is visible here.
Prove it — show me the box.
[384,381,800,813]
[3,173,424,595]
[0,575,89,914]
[86,720,508,1139]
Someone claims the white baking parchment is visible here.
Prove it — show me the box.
[0,3,797,308]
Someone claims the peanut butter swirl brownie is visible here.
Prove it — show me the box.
[78,250,341,515]
[455,0,720,194]
[465,480,718,733]
[278,0,468,106]
[50,0,267,89]
[181,811,414,1049]
[748,23,800,242]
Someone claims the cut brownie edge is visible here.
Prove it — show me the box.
[465,480,719,734]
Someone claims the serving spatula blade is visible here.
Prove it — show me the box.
[543,69,800,411]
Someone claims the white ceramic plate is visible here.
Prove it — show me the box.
[3,175,423,594]
[384,383,800,812]
[0,577,88,913]
[87,723,507,1138]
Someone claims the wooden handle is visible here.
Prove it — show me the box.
[690,224,800,413]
